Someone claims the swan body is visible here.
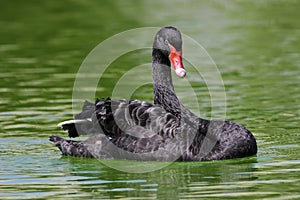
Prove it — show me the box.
[50,26,257,161]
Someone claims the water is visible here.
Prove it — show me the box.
[1,0,300,199]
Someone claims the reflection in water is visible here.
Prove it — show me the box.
[63,157,257,199]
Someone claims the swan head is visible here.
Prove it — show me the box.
[153,26,186,78]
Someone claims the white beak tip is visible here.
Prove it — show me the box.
[175,68,186,78]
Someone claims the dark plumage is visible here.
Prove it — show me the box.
[50,26,257,161]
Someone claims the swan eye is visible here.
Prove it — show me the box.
[165,40,169,45]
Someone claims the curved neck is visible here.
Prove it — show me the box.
[152,49,174,92]
[152,49,181,118]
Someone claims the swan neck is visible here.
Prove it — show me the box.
[152,49,174,92]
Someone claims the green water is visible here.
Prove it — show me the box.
[1,0,300,199]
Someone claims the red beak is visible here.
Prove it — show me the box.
[168,44,186,78]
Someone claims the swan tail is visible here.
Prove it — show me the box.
[57,119,93,138]
[57,100,99,138]
[49,135,94,157]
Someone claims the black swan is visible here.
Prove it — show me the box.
[50,26,257,161]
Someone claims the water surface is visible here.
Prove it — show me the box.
[1,1,300,199]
